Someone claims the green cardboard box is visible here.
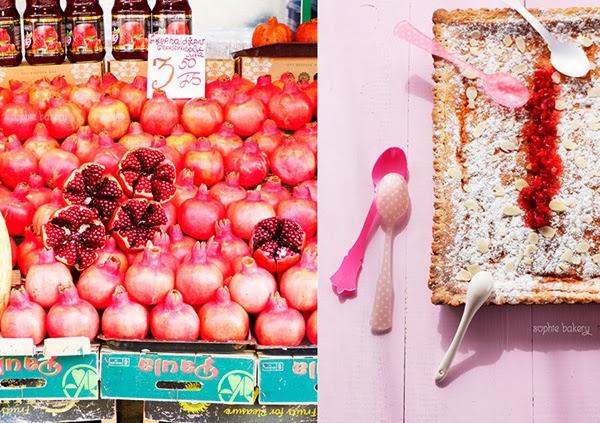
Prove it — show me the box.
[0,351,99,400]
[258,355,317,405]
[100,348,257,404]
[0,399,115,422]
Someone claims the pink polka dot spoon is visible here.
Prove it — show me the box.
[370,173,409,333]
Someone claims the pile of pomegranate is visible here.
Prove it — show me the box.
[0,72,318,347]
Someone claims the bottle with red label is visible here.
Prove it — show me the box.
[23,0,65,65]
[65,0,105,63]
[0,1,21,66]
[152,0,192,35]
[112,0,151,61]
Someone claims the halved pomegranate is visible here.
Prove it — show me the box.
[118,147,176,203]
[108,199,167,252]
[42,205,108,270]
[250,217,306,273]
[62,163,124,223]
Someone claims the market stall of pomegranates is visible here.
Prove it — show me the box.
[0,70,318,348]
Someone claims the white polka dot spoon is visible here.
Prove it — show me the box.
[370,173,409,333]
[503,0,590,78]
[434,271,495,383]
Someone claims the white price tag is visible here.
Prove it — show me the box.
[147,34,207,99]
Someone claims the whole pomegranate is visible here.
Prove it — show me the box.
[62,126,100,163]
[299,80,317,116]
[270,136,316,185]
[0,135,38,189]
[17,228,43,275]
[255,294,306,346]
[176,242,224,305]
[208,122,243,159]
[23,123,59,160]
[206,76,235,108]
[225,91,268,137]
[150,289,200,341]
[224,141,269,188]
[140,90,179,136]
[38,147,80,189]
[248,75,281,107]
[279,249,317,312]
[298,179,317,203]
[198,287,249,341]
[28,78,60,112]
[247,119,284,155]
[258,176,290,208]
[229,257,276,314]
[0,183,35,236]
[46,283,100,340]
[77,256,125,309]
[119,122,153,150]
[43,97,86,139]
[25,248,73,308]
[88,96,131,139]
[118,76,148,119]
[293,122,317,155]
[166,124,196,156]
[277,186,317,238]
[69,75,103,115]
[0,91,40,141]
[178,185,226,240]
[214,219,250,265]
[184,139,224,187]
[227,190,275,240]
[306,310,317,344]
[209,172,247,208]
[102,285,149,340]
[181,98,223,137]
[125,244,175,305]
[172,168,198,207]
[168,224,195,262]
[32,188,64,235]
[1,287,46,344]
[268,80,313,131]
[207,239,233,279]
[92,132,127,175]
[96,236,129,274]
[101,72,125,98]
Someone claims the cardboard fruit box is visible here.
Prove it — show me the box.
[257,353,317,405]
[0,399,115,423]
[0,62,103,86]
[233,43,317,84]
[108,59,236,84]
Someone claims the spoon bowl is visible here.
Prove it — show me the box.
[372,147,408,185]
[483,72,530,108]
[550,40,591,78]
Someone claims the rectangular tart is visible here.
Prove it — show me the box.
[430,7,600,305]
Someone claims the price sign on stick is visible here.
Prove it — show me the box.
[147,34,207,99]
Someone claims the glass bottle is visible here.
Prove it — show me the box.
[152,0,192,35]
[65,0,105,63]
[0,0,21,66]
[23,0,65,65]
[111,0,151,61]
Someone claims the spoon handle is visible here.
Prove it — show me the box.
[370,231,394,332]
[434,301,478,383]
[394,20,483,77]
[502,0,554,45]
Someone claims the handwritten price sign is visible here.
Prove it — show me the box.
[147,34,207,99]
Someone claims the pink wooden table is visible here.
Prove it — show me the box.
[319,1,600,422]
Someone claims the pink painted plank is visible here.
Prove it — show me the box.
[403,1,533,422]
[318,1,410,422]
[521,1,600,421]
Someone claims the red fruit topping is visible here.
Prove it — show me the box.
[63,163,124,223]
[42,205,108,270]
[118,147,176,203]
[250,217,306,273]
[108,199,167,252]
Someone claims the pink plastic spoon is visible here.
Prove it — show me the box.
[394,21,529,108]
[330,147,408,296]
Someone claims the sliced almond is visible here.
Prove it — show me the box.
[539,226,556,239]
[555,99,568,111]
[465,198,480,211]
[515,178,529,191]
[456,269,472,281]
[502,34,513,47]
[448,167,462,180]
[570,254,582,265]
[515,36,527,53]
[512,63,528,75]
[492,45,504,56]
[504,262,515,272]
[522,257,533,266]
[472,122,486,138]
[467,264,481,275]
[575,156,588,169]
[560,249,574,262]
[527,233,540,244]
[549,198,566,212]
[466,86,478,100]
[494,185,506,197]
[592,254,600,265]
[476,237,490,254]
[469,46,481,56]
[577,35,594,48]
[499,139,519,152]
[582,215,593,224]
[588,86,600,98]
[558,262,570,271]
[470,30,482,40]
[503,205,522,216]
[562,138,576,150]
[551,72,561,84]
[576,241,590,253]
[462,68,478,80]
[588,121,600,131]
[525,244,537,256]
